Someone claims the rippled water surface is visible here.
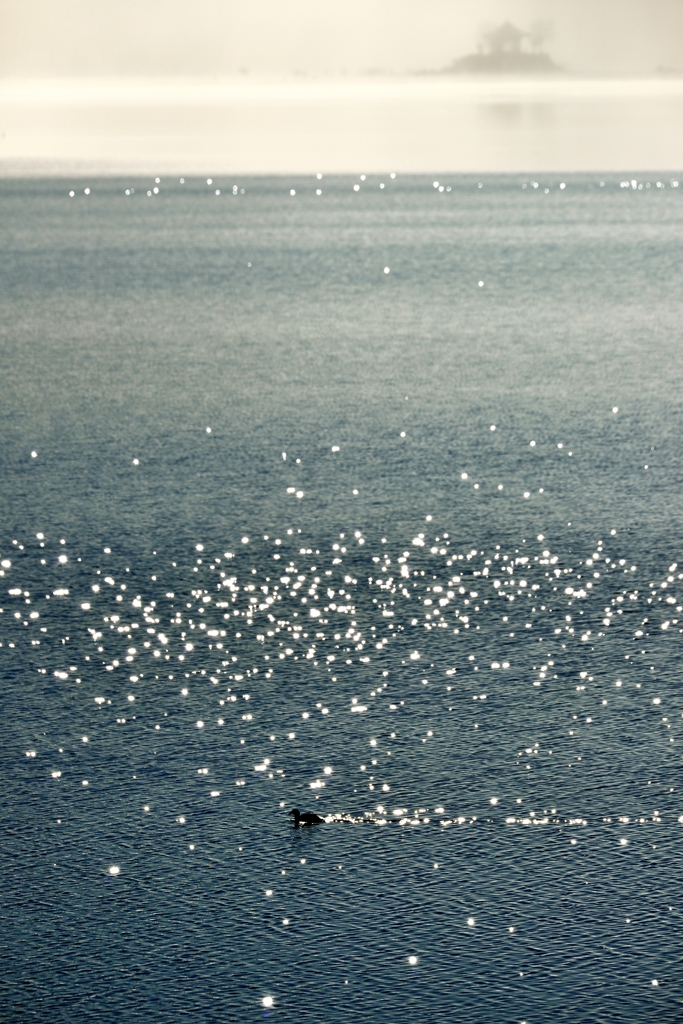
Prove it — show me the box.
[2,174,683,1022]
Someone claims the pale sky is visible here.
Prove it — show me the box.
[2,1,682,174]
[1,0,682,78]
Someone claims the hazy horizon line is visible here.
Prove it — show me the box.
[2,74,682,177]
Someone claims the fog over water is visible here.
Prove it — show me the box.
[2,1,682,174]
[2,76,682,175]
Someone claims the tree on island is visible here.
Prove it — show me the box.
[446,21,559,74]
[481,22,526,57]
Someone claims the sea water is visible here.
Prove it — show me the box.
[2,174,683,1022]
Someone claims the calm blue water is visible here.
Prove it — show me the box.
[2,174,683,1023]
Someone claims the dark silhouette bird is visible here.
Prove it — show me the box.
[288,808,325,826]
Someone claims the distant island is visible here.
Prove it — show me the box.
[444,21,559,74]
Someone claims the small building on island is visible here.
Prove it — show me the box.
[446,21,559,74]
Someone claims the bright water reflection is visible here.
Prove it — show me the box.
[2,175,683,1023]
[4,521,683,1021]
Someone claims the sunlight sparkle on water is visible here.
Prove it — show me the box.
[5,509,683,971]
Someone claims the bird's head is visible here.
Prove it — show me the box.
[288,808,300,817]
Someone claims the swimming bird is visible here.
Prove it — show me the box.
[288,808,325,826]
